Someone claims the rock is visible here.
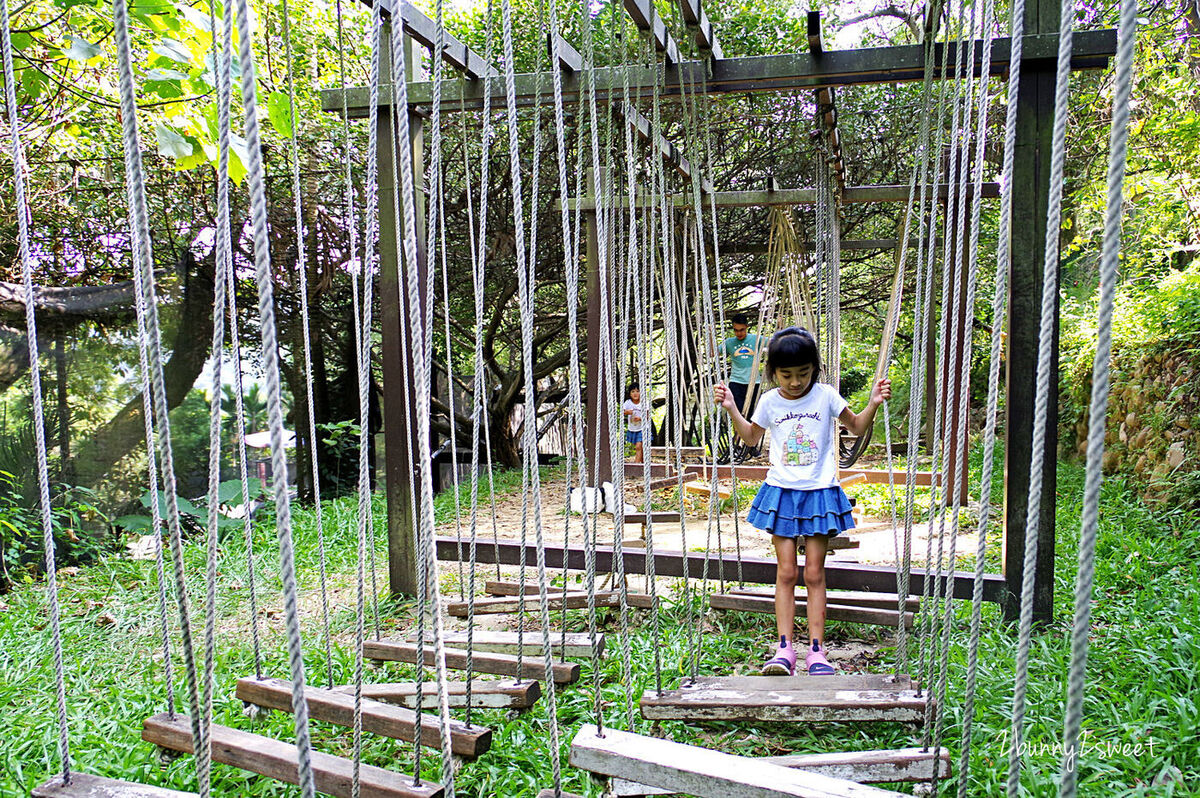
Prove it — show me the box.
[1102,450,1120,474]
[1135,454,1147,475]
[1166,444,1186,470]
[1134,428,1149,449]
[1119,423,1129,443]
[1125,412,1140,431]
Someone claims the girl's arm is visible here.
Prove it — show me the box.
[714,382,766,446]
[838,379,892,437]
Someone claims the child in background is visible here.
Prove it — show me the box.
[622,384,649,464]
[714,327,890,675]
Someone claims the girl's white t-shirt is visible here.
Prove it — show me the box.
[751,384,848,490]
[622,399,648,432]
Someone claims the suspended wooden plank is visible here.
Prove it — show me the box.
[142,713,441,798]
[413,627,605,658]
[684,480,732,499]
[481,581,656,609]
[567,182,1001,211]
[625,463,935,485]
[434,536,1008,602]
[609,747,950,795]
[639,683,926,722]
[569,724,906,797]
[331,679,541,710]
[727,585,920,612]
[686,674,916,691]
[363,640,581,684]
[625,512,683,525]
[536,791,585,798]
[234,677,491,758]
[648,445,708,459]
[709,593,914,629]
[33,773,196,798]
[354,31,1117,113]
[647,472,700,491]
[446,590,654,616]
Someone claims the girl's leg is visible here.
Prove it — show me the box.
[634,438,644,463]
[773,535,800,641]
[802,534,830,644]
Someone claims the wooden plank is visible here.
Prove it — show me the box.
[548,33,582,72]
[481,581,656,609]
[435,537,1008,603]
[568,182,1001,211]
[688,674,916,691]
[709,593,913,629]
[363,640,581,684]
[536,791,585,798]
[639,684,926,723]
[446,590,654,616]
[612,104,708,188]
[142,713,441,798]
[355,31,1117,113]
[627,463,934,485]
[33,773,196,798]
[234,677,490,758]
[649,445,707,457]
[625,512,683,525]
[569,724,905,797]
[369,0,496,79]
[330,679,540,710]
[727,585,920,611]
[414,627,604,658]
[608,747,950,795]
[647,472,699,491]
[623,0,681,63]
[683,480,731,499]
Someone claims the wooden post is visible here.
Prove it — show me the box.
[583,170,612,486]
[1004,0,1058,624]
[379,31,427,598]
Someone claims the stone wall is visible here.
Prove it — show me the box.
[1068,346,1199,507]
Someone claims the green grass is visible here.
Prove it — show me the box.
[2,460,1198,796]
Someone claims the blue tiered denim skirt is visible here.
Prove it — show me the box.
[746,485,854,538]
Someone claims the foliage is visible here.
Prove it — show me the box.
[110,477,267,539]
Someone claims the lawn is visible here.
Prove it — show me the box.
[1,458,1196,796]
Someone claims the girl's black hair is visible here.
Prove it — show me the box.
[626,383,640,400]
[765,327,821,381]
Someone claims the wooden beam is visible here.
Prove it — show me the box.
[609,747,950,795]
[481,580,657,608]
[687,674,916,691]
[623,0,681,64]
[808,11,845,194]
[415,627,604,658]
[625,462,936,486]
[570,724,906,797]
[612,103,710,188]
[678,0,723,59]
[434,536,1007,602]
[234,677,491,758]
[566,181,1000,210]
[648,471,701,491]
[363,640,581,684]
[142,713,441,798]
[368,0,495,78]
[709,593,914,629]
[536,791,585,798]
[33,774,196,798]
[446,590,654,616]
[639,684,926,723]
[327,31,1116,114]
[727,584,921,611]
[719,237,945,254]
[330,679,541,710]
[548,33,582,72]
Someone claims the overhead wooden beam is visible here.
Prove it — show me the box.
[808,11,846,194]
[368,0,496,79]
[613,103,711,189]
[548,32,582,72]
[719,237,946,254]
[623,0,681,64]
[678,0,723,59]
[434,537,1008,602]
[565,181,1000,210]
[325,31,1116,114]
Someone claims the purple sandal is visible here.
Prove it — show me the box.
[805,640,835,675]
[761,636,797,676]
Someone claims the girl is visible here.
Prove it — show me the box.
[715,327,890,676]
[622,384,649,464]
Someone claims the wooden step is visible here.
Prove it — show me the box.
[727,585,920,612]
[624,511,682,525]
[649,446,707,459]
[639,681,926,723]
[688,674,917,692]
[709,593,913,629]
[235,677,490,758]
[683,480,732,499]
[414,627,604,658]
[447,590,654,616]
[331,679,540,710]
[570,724,905,797]
[484,580,654,609]
[645,472,700,491]
[142,713,440,798]
[363,640,580,684]
[33,773,196,797]
[536,791,585,798]
[609,747,950,795]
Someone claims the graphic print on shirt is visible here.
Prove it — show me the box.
[783,420,819,466]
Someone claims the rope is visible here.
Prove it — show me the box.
[1060,1,1136,793]
[229,0,318,786]
[1,2,71,779]
[279,0,336,688]
[111,1,209,792]
[1007,0,1075,789]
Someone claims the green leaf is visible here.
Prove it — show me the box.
[140,490,201,518]
[176,2,213,32]
[266,91,294,138]
[155,123,193,158]
[20,69,47,100]
[62,36,102,63]
[113,515,153,532]
[145,67,189,81]
[152,37,193,64]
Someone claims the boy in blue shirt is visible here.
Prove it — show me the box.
[724,314,762,418]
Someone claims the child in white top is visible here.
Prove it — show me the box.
[715,327,890,676]
[622,385,649,463]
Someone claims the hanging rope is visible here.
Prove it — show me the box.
[1059,1,1137,793]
